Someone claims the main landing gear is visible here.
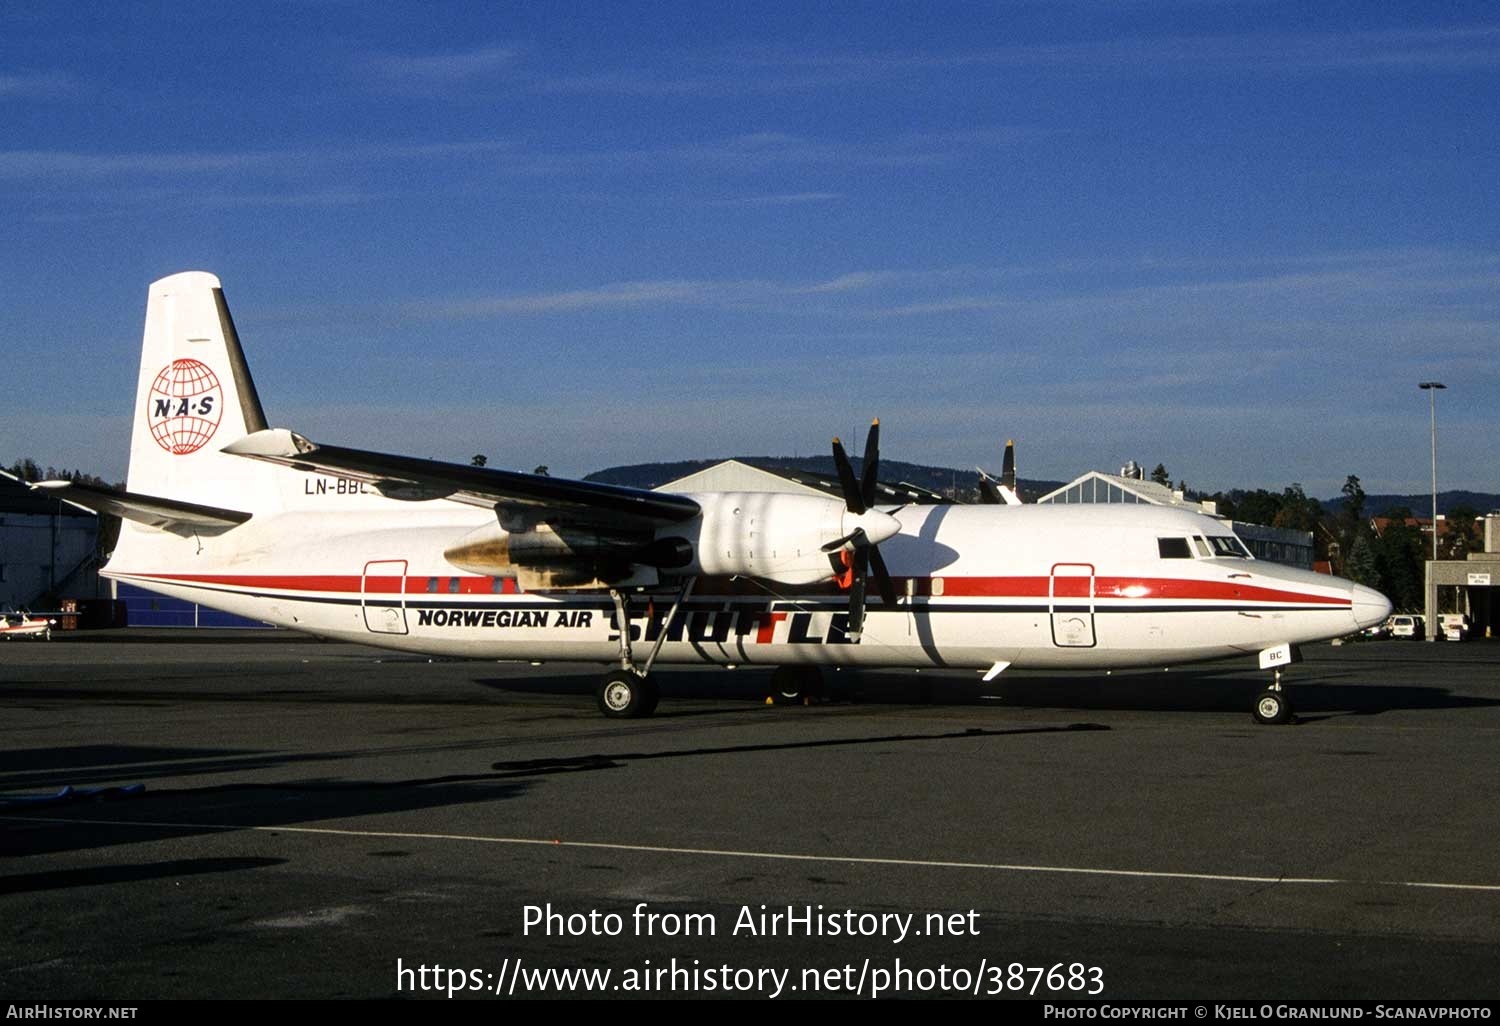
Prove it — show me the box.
[596,580,694,719]
[767,665,825,705]
[597,668,658,718]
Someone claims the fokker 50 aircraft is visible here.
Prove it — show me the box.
[40,272,1390,723]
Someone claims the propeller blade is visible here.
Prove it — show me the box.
[977,471,1003,504]
[829,418,899,637]
[820,526,867,554]
[859,418,880,512]
[831,436,865,515]
[868,545,898,607]
[847,546,869,637]
[1001,439,1016,490]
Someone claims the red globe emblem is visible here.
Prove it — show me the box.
[147,359,224,455]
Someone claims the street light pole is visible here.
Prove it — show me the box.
[1419,381,1446,641]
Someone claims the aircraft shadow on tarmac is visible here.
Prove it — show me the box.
[484,721,1108,779]
[975,672,1500,719]
[477,666,1500,719]
[0,857,286,897]
[0,736,541,859]
[1,721,1108,863]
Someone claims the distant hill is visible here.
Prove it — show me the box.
[1316,491,1500,517]
[586,456,1066,501]
[585,459,1500,516]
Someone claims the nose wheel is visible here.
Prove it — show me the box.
[1252,670,1294,725]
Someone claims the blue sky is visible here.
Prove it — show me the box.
[3,2,1497,498]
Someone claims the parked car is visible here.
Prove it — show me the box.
[1389,615,1424,639]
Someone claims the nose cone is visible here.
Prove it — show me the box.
[1351,584,1393,630]
[841,508,902,547]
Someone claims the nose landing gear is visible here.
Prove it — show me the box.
[1252,672,1293,725]
[1252,644,1301,725]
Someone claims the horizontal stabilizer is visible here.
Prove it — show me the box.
[32,480,251,534]
[976,468,1023,506]
[223,429,701,530]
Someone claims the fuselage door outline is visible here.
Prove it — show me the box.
[362,559,409,635]
[1050,562,1096,648]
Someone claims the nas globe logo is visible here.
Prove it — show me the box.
[147,358,224,454]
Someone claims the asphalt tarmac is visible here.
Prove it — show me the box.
[3,631,1499,1001]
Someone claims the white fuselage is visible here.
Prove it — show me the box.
[104,499,1382,672]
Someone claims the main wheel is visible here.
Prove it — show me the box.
[597,670,658,719]
[1252,688,1293,725]
[638,680,661,717]
[769,665,824,704]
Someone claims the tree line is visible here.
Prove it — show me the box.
[1183,472,1479,613]
[6,458,115,488]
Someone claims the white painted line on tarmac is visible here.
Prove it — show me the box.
[11,814,1500,893]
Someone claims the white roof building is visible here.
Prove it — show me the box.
[1036,471,1314,570]
[657,460,825,496]
[1035,471,1218,516]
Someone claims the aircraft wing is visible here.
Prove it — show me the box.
[223,429,701,530]
[31,480,252,533]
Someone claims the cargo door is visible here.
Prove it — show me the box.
[362,559,408,635]
[1050,562,1096,648]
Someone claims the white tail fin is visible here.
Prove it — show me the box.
[126,271,280,511]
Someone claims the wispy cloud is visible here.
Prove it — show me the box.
[0,70,79,99]
[390,251,1500,348]
[344,27,1500,108]
[883,296,1016,316]
[795,271,903,294]
[409,279,755,317]
[733,25,1500,78]
[0,127,1015,189]
[359,46,522,92]
[402,266,987,320]
[709,192,843,207]
[191,189,388,209]
[0,148,284,179]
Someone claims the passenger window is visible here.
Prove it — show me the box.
[1157,537,1192,559]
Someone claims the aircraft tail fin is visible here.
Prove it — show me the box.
[124,271,281,512]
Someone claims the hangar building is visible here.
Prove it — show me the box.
[0,475,103,610]
[1033,470,1315,570]
[1425,514,1500,640]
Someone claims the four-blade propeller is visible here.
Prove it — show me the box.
[821,419,900,640]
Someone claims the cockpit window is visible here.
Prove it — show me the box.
[1158,537,1192,559]
[1207,535,1251,558]
[1191,536,1212,558]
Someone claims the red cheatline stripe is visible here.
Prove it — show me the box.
[1097,576,1348,606]
[143,572,371,593]
[127,572,1350,607]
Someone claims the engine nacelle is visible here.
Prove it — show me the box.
[441,493,900,590]
[669,492,899,585]
[443,520,658,590]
